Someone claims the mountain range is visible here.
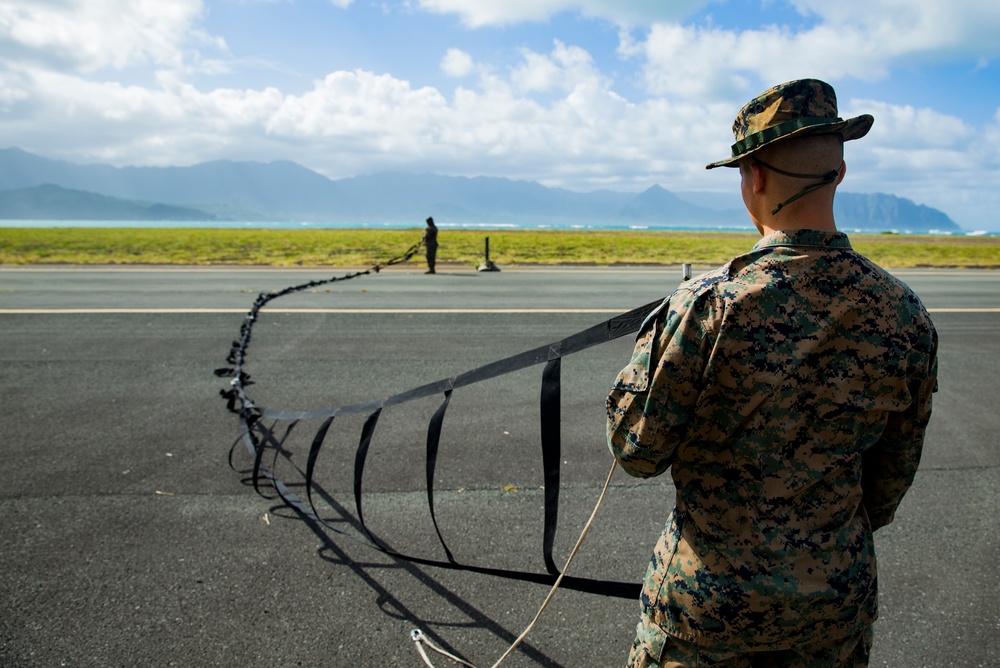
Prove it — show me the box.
[0,147,960,232]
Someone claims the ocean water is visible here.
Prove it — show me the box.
[0,219,996,236]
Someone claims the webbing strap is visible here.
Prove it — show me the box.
[539,352,561,575]
[219,242,660,600]
[354,406,384,547]
[426,388,456,563]
[246,428,643,599]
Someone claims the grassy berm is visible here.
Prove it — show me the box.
[1,227,998,268]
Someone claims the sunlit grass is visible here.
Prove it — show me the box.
[0,227,997,268]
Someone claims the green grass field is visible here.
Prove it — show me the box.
[1,227,998,268]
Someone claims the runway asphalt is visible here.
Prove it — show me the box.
[1,263,997,667]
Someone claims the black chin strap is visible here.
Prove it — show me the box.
[753,157,841,215]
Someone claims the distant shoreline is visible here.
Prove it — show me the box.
[0,219,993,237]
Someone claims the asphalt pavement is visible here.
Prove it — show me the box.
[1,263,997,667]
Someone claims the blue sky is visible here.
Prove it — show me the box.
[1,0,999,230]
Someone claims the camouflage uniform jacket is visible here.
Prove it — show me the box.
[607,229,938,652]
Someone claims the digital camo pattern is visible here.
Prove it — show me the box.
[707,79,874,169]
[627,609,873,667]
[732,79,838,142]
[607,229,938,652]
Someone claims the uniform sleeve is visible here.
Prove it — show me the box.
[606,292,711,478]
[862,339,939,530]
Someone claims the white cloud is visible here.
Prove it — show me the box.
[7,66,285,165]
[2,34,729,191]
[0,68,29,111]
[267,69,450,156]
[510,41,605,94]
[416,0,709,27]
[510,51,562,93]
[440,48,475,77]
[0,0,215,73]
[607,2,1000,228]
[629,1,1000,103]
[789,0,1000,58]
[632,21,898,103]
[414,0,1000,45]
[1,1,998,228]
[831,98,1000,228]
[635,24,751,100]
[861,100,975,149]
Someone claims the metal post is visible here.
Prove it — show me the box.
[478,236,500,272]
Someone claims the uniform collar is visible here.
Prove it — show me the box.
[752,228,852,252]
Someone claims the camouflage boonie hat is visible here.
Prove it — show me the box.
[706,79,874,169]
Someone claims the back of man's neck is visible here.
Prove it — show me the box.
[759,218,838,236]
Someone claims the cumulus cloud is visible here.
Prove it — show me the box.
[1,31,728,192]
[416,0,708,27]
[440,48,475,77]
[267,70,449,144]
[629,2,1000,103]
[7,66,284,165]
[0,0,216,73]
[632,22,891,103]
[1,0,998,228]
[826,97,1000,228]
[256,55,718,188]
[789,0,1000,58]
[609,1,1000,226]
[510,41,606,94]
[510,51,562,93]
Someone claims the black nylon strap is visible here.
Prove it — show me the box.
[426,388,456,563]
[232,298,660,423]
[251,419,288,498]
[233,413,641,599]
[539,351,562,575]
[221,242,663,600]
[354,406,384,547]
[305,416,341,531]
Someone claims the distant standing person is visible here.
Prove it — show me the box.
[423,216,438,274]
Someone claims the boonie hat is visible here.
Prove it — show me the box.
[706,78,873,169]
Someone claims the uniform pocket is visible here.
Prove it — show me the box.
[627,615,668,667]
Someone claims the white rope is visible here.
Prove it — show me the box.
[412,629,478,667]
[411,458,619,667]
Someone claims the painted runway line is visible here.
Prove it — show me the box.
[2,308,998,315]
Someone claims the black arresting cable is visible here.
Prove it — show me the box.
[217,240,659,599]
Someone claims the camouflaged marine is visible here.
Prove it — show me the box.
[607,80,938,667]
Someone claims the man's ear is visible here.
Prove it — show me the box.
[750,161,767,194]
[836,160,847,186]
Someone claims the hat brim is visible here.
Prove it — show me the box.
[706,114,874,169]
